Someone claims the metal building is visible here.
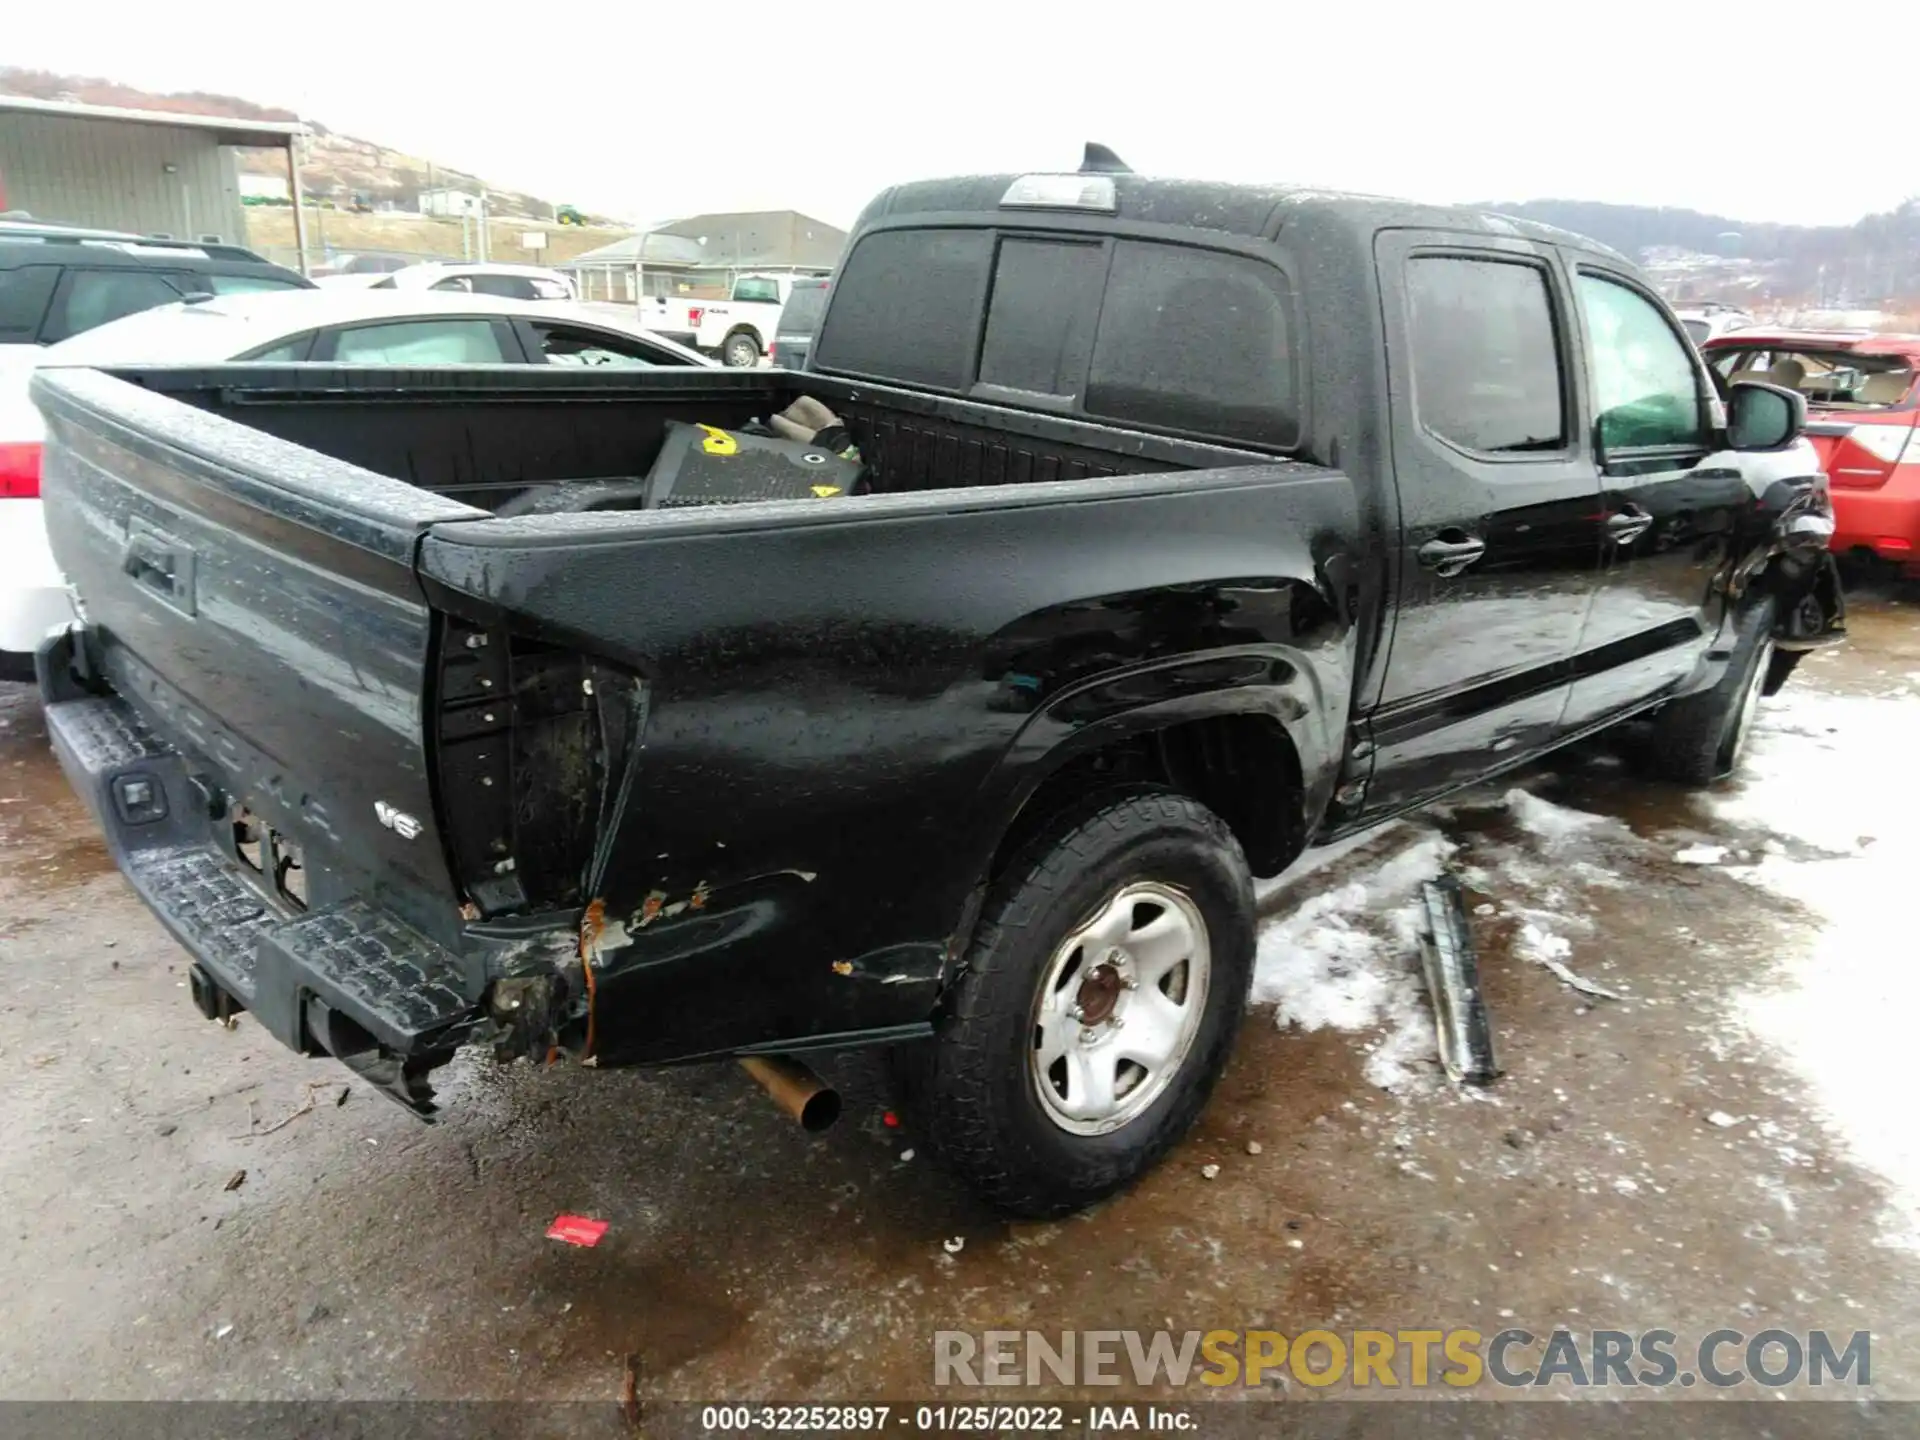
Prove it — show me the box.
[0,94,307,265]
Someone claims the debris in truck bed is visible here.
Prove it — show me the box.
[222,1170,246,1192]
[546,1214,609,1247]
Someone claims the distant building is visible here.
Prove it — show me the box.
[558,209,845,303]
[0,93,304,246]
[650,210,846,270]
[418,188,484,219]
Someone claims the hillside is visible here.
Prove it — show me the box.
[0,67,599,224]
[1481,197,1920,309]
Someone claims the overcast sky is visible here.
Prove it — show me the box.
[6,2,1904,229]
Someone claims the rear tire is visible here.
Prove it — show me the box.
[905,787,1254,1218]
[721,330,761,368]
[1641,596,1777,785]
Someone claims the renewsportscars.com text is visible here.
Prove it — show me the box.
[933,1328,1871,1390]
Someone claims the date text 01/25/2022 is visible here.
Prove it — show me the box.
[697,1404,1195,1431]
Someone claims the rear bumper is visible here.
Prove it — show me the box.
[40,655,483,1112]
[1830,467,1920,570]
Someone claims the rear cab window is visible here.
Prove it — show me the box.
[813,226,1299,449]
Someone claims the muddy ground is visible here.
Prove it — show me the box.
[2,593,1918,1426]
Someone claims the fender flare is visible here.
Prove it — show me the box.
[962,642,1351,886]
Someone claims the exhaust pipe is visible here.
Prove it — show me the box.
[738,1055,841,1132]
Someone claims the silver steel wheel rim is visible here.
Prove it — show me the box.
[1029,880,1211,1137]
[727,338,756,365]
[1730,637,1774,766]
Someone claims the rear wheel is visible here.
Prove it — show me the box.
[905,787,1254,1217]
[721,330,761,368]
[1641,596,1777,784]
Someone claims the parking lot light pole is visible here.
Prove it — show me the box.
[287,136,309,276]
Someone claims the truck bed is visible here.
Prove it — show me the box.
[94,363,1268,512]
[32,361,1359,1104]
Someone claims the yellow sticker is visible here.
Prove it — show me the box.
[810,484,843,498]
[696,424,738,456]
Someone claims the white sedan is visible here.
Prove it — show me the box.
[0,290,711,674]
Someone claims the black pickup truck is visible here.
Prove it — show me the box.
[32,154,1843,1216]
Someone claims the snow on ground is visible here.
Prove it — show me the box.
[1502,786,1624,846]
[1252,832,1454,1090]
[1250,653,1920,1249]
[1253,786,1632,1091]
[1714,687,1920,1249]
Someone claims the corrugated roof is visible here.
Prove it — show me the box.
[0,93,305,149]
[554,232,708,269]
[650,210,846,269]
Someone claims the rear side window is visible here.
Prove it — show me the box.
[0,265,59,342]
[207,273,305,295]
[1086,241,1296,447]
[734,276,780,303]
[45,268,186,343]
[813,228,992,389]
[1405,256,1566,453]
[329,319,509,364]
[777,283,829,336]
[976,238,1104,399]
[242,334,316,363]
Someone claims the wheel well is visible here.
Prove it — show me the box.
[723,326,762,348]
[992,713,1305,880]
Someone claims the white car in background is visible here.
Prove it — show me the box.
[315,260,578,300]
[0,289,708,675]
[1674,303,1755,347]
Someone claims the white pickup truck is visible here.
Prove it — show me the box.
[638,272,818,367]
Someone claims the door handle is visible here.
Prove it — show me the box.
[1606,507,1654,544]
[1416,532,1487,578]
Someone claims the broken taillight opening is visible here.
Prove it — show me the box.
[0,441,41,499]
[434,617,630,918]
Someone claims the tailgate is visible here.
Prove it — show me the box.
[32,366,485,938]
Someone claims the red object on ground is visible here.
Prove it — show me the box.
[883,1110,900,1128]
[546,1214,609,1247]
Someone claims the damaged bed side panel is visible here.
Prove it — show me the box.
[418,465,1360,1066]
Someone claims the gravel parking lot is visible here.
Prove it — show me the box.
[2,591,1917,1418]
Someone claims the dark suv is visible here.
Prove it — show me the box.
[0,228,311,348]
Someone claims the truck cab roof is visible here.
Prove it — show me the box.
[854,170,1629,264]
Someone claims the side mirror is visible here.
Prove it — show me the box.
[1727,381,1806,452]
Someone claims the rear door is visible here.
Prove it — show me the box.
[40,266,196,344]
[1364,232,1604,814]
[1559,264,1749,731]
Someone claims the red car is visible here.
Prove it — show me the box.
[1704,330,1920,574]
